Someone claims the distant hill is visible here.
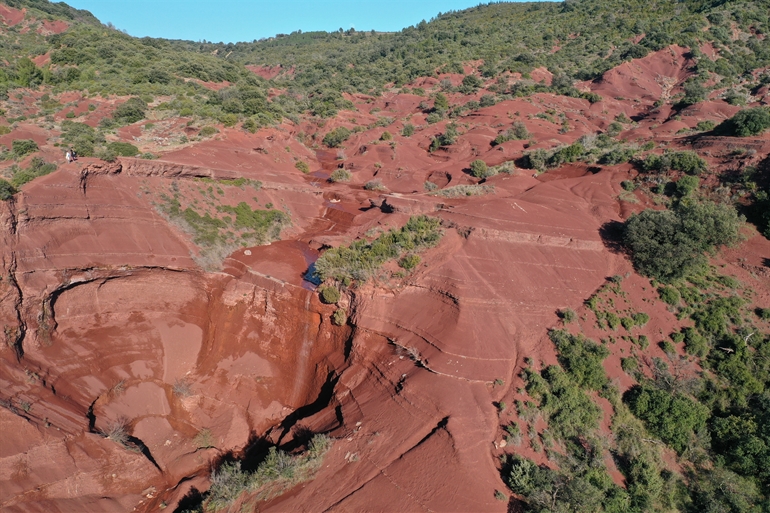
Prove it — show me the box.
[0,0,769,118]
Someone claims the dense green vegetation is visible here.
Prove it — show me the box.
[625,385,709,454]
[510,318,681,512]
[510,264,770,512]
[1,0,769,126]
[224,0,770,95]
[314,215,442,283]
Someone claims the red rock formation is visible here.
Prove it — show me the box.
[1,44,770,512]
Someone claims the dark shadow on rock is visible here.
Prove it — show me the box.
[173,487,204,513]
[275,371,339,446]
[599,220,626,254]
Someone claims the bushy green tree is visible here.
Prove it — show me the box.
[469,159,488,178]
[0,179,16,200]
[433,92,449,112]
[623,201,742,282]
[112,97,147,124]
[322,127,351,148]
[717,107,770,137]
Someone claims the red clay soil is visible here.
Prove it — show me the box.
[1,45,770,512]
[39,19,68,35]
[0,4,25,26]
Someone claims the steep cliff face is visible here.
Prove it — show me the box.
[0,163,349,512]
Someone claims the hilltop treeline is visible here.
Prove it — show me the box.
[1,0,770,121]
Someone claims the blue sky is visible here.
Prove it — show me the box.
[66,1,510,43]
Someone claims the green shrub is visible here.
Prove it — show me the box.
[621,180,636,191]
[112,97,147,124]
[493,121,530,146]
[220,113,238,127]
[431,184,494,197]
[548,143,585,167]
[560,308,576,323]
[607,121,623,137]
[319,286,340,304]
[429,123,458,152]
[242,117,258,133]
[683,327,709,357]
[621,317,635,330]
[323,127,351,148]
[469,159,488,178]
[95,146,117,162]
[314,215,442,282]
[295,161,310,173]
[11,139,38,158]
[605,312,621,330]
[329,168,352,182]
[332,308,347,326]
[549,329,609,390]
[680,80,707,106]
[0,179,16,200]
[717,107,770,137]
[401,124,415,137]
[676,175,699,197]
[199,126,218,137]
[642,151,707,175]
[696,120,716,132]
[658,286,680,306]
[398,254,420,270]
[538,365,604,437]
[632,312,650,326]
[460,74,483,93]
[205,434,332,510]
[523,148,548,171]
[433,92,449,111]
[107,142,140,157]
[380,131,392,141]
[480,94,496,107]
[660,340,676,354]
[0,126,11,135]
[59,121,99,157]
[621,357,638,373]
